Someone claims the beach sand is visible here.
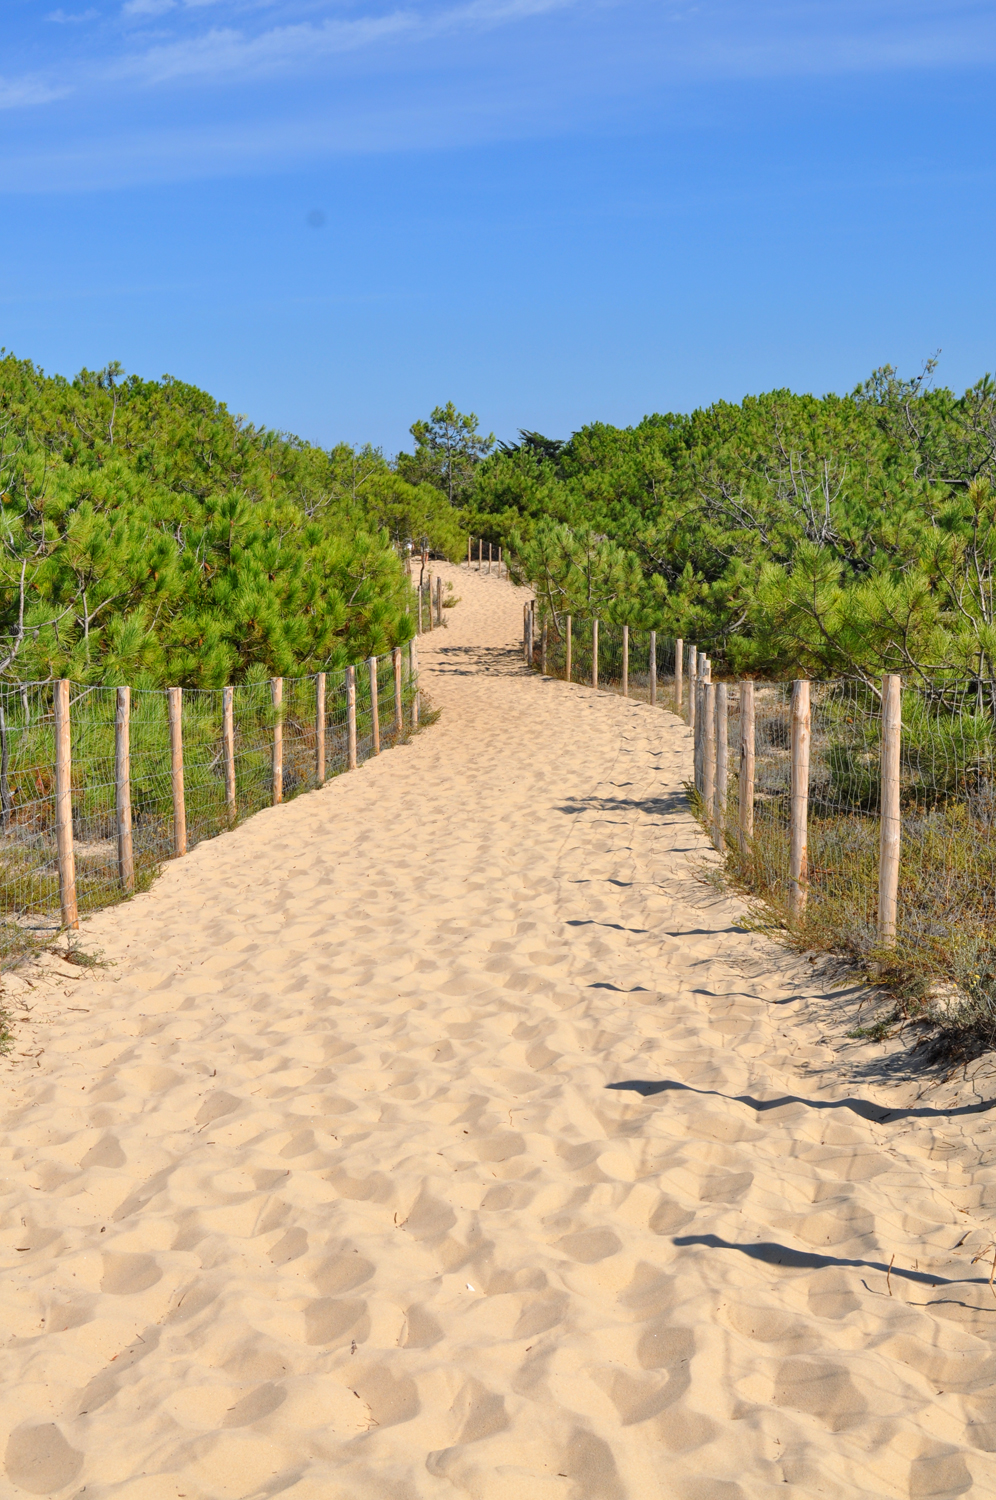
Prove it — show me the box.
[3,562,996,1499]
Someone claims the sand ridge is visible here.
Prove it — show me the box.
[3,562,996,1498]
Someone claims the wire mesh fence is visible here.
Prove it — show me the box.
[0,645,420,962]
[526,604,996,1019]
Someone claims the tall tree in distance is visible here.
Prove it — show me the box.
[397,402,495,506]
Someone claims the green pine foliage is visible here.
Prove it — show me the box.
[0,354,461,687]
[468,366,996,685]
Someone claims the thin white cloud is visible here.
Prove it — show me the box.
[0,75,71,107]
[122,0,177,16]
[47,7,100,20]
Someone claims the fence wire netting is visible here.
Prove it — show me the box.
[528,609,996,1000]
[0,648,419,957]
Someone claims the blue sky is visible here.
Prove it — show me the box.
[2,0,995,451]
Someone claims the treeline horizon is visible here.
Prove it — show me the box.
[462,363,996,687]
[5,351,996,688]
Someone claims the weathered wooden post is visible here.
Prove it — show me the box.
[369,656,380,755]
[223,684,236,818]
[878,674,902,945]
[592,619,599,689]
[478,537,483,570]
[115,686,134,894]
[622,625,629,697]
[713,682,728,850]
[488,542,493,575]
[346,666,358,769]
[674,637,683,714]
[523,602,530,663]
[541,618,548,675]
[393,647,403,738]
[688,644,697,732]
[315,674,326,786]
[417,584,423,635]
[426,576,434,632]
[54,679,78,928]
[271,677,283,804]
[738,680,754,850]
[789,680,811,922]
[649,631,657,706]
[168,686,186,856]
[409,638,420,729]
[566,615,572,681]
[703,682,716,813]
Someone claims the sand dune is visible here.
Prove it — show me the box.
[3,562,996,1498]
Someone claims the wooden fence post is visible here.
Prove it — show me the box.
[592,619,599,689]
[713,683,728,850]
[703,683,716,813]
[53,680,78,929]
[649,631,657,706]
[369,657,380,755]
[738,680,754,850]
[223,684,237,818]
[789,680,811,922]
[878,674,902,945]
[478,537,483,570]
[541,618,548,674]
[622,625,629,697]
[115,686,134,894]
[393,647,403,738]
[688,644,697,732]
[346,666,358,769]
[674,637,683,714]
[488,542,493,575]
[417,585,423,635]
[693,678,703,791]
[168,686,186,856]
[409,639,420,729]
[315,674,326,786]
[271,677,283,804]
[566,616,572,681]
[523,602,529,663]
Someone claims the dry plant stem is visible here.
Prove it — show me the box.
[392,649,403,738]
[167,686,187,858]
[115,686,134,894]
[738,680,755,850]
[622,624,629,697]
[566,616,572,682]
[314,674,326,786]
[714,683,728,850]
[368,657,380,755]
[650,631,657,706]
[878,673,902,945]
[223,684,237,818]
[271,677,283,804]
[346,667,357,769]
[54,679,78,929]
[789,679,811,922]
[592,619,599,689]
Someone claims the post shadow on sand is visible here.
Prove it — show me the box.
[670,1234,991,1291]
[424,644,530,677]
[606,1077,996,1123]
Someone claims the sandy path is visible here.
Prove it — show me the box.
[4,564,996,1500]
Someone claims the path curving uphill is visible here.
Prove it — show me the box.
[3,563,996,1499]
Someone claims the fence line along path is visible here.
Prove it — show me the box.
[3,560,996,1498]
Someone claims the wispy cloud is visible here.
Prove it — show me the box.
[46,7,99,20]
[0,75,71,107]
